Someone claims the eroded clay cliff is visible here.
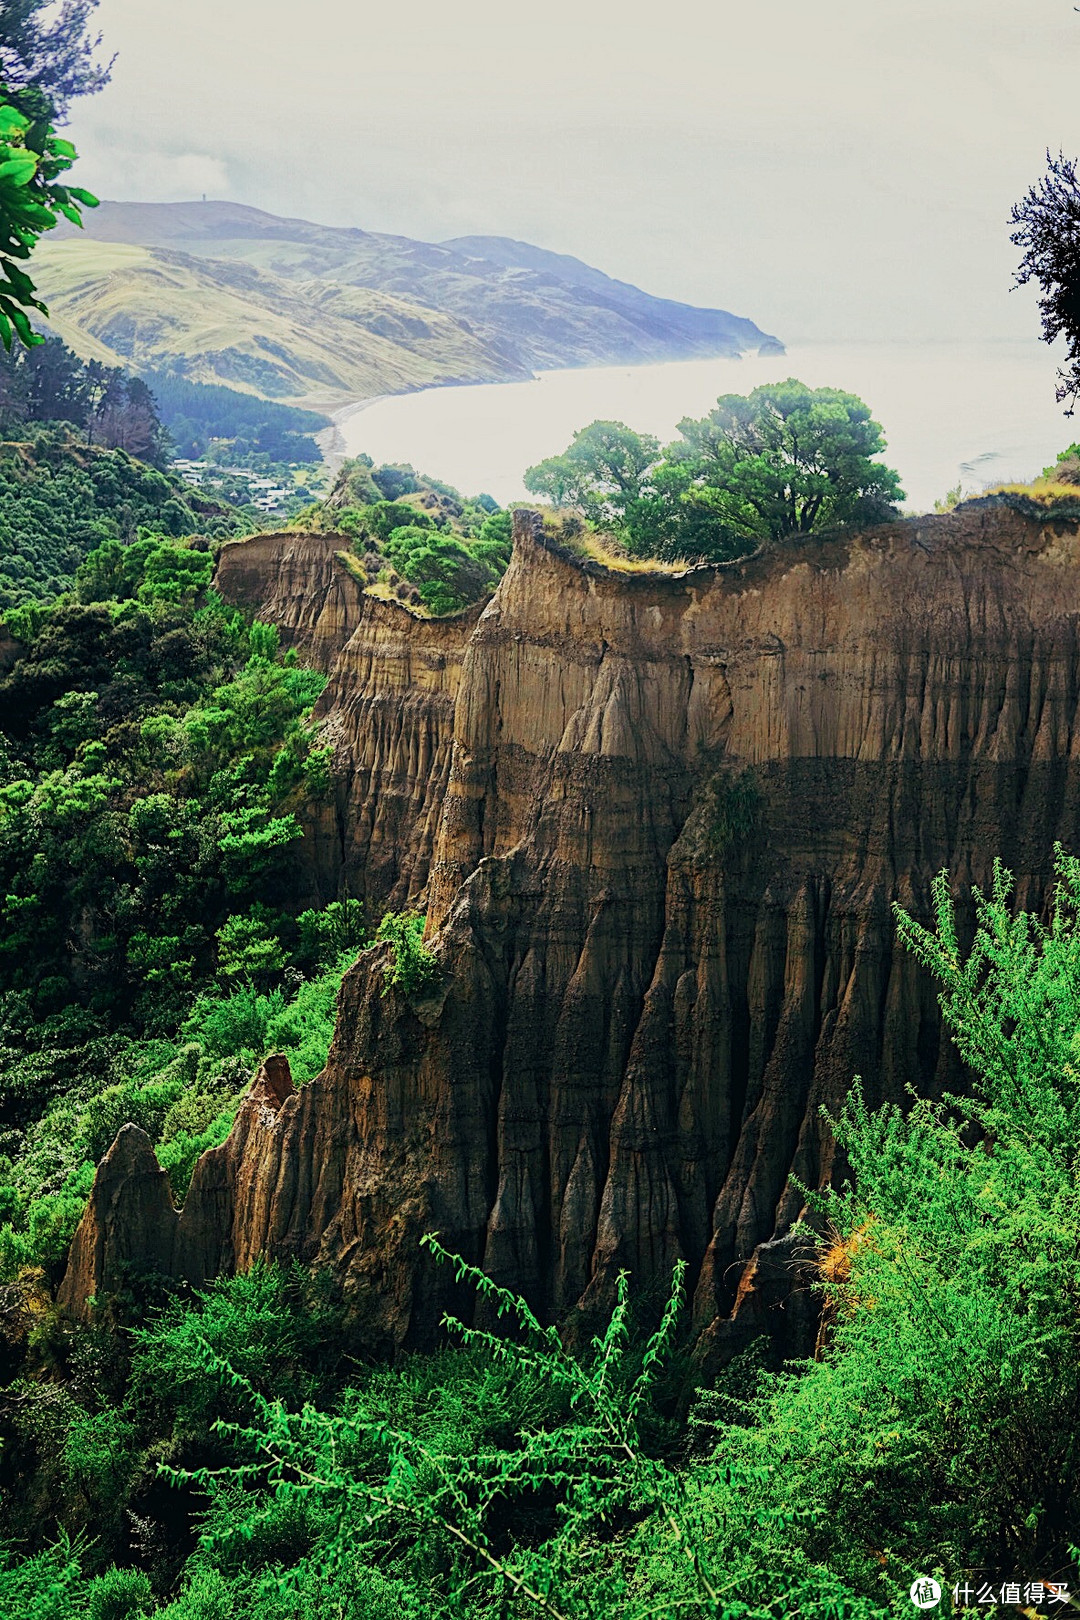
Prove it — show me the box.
[214,530,368,672]
[215,530,481,910]
[62,503,1080,1359]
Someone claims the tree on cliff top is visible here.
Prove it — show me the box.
[525,380,904,563]
[524,419,661,525]
[1012,150,1080,413]
[661,379,904,545]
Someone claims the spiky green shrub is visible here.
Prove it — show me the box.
[156,852,1080,1616]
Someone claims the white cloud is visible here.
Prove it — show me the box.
[74,136,230,203]
[60,0,1080,342]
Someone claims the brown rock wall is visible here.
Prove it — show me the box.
[62,503,1080,1357]
[215,530,481,909]
[311,595,483,909]
[215,530,366,671]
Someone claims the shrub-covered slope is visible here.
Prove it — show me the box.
[0,537,373,1284]
[0,428,241,611]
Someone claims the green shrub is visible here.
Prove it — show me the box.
[375,909,437,997]
[181,986,284,1063]
[129,1262,345,1434]
[155,1567,234,1620]
[264,951,353,1082]
[295,897,367,971]
[86,1566,153,1620]
[0,1537,85,1620]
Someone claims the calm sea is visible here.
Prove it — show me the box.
[334,339,1077,516]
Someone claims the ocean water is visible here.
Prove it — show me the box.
[334,339,1078,516]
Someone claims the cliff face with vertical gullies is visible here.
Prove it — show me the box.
[215,531,483,911]
[308,591,484,910]
[61,503,1080,1359]
[215,530,368,672]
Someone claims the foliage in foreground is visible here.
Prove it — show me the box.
[5,851,1080,1615]
[0,90,96,352]
[524,380,905,563]
[0,535,372,1279]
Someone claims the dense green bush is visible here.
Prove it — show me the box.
[375,908,437,996]
[0,429,244,609]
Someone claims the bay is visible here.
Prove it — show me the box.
[334,338,1077,516]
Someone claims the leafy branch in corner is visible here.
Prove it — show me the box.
[0,93,97,350]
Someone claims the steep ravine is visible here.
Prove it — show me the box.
[60,504,1080,1359]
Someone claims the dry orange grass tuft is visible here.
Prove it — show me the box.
[576,533,691,574]
[814,1221,876,1359]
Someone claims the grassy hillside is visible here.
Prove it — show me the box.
[45,201,782,401]
[33,239,528,406]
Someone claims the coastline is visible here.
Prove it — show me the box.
[316,393,396,471]
[312,342,774,475]
[319,338,1073,514]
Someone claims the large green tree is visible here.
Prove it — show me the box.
[651,378,905,556]
[524,419,660,525]
[524,382,904,564]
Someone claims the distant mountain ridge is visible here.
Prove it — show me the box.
[33,238,525,405]
[42,200,783,407]
[442,233,784,353]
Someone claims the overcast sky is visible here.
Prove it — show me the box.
[65,0,1079,345]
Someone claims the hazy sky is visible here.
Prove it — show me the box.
[65,0,1078,344]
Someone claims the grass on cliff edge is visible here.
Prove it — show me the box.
[336,551,441,618]
[575,531,691,573]
[537,508,692,573]
[982,478,1080,507]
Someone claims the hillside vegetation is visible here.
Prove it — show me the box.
[0,537,370,1285]
[0,428,242,610]
[145,371,328,461]
[306,454,512,614]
